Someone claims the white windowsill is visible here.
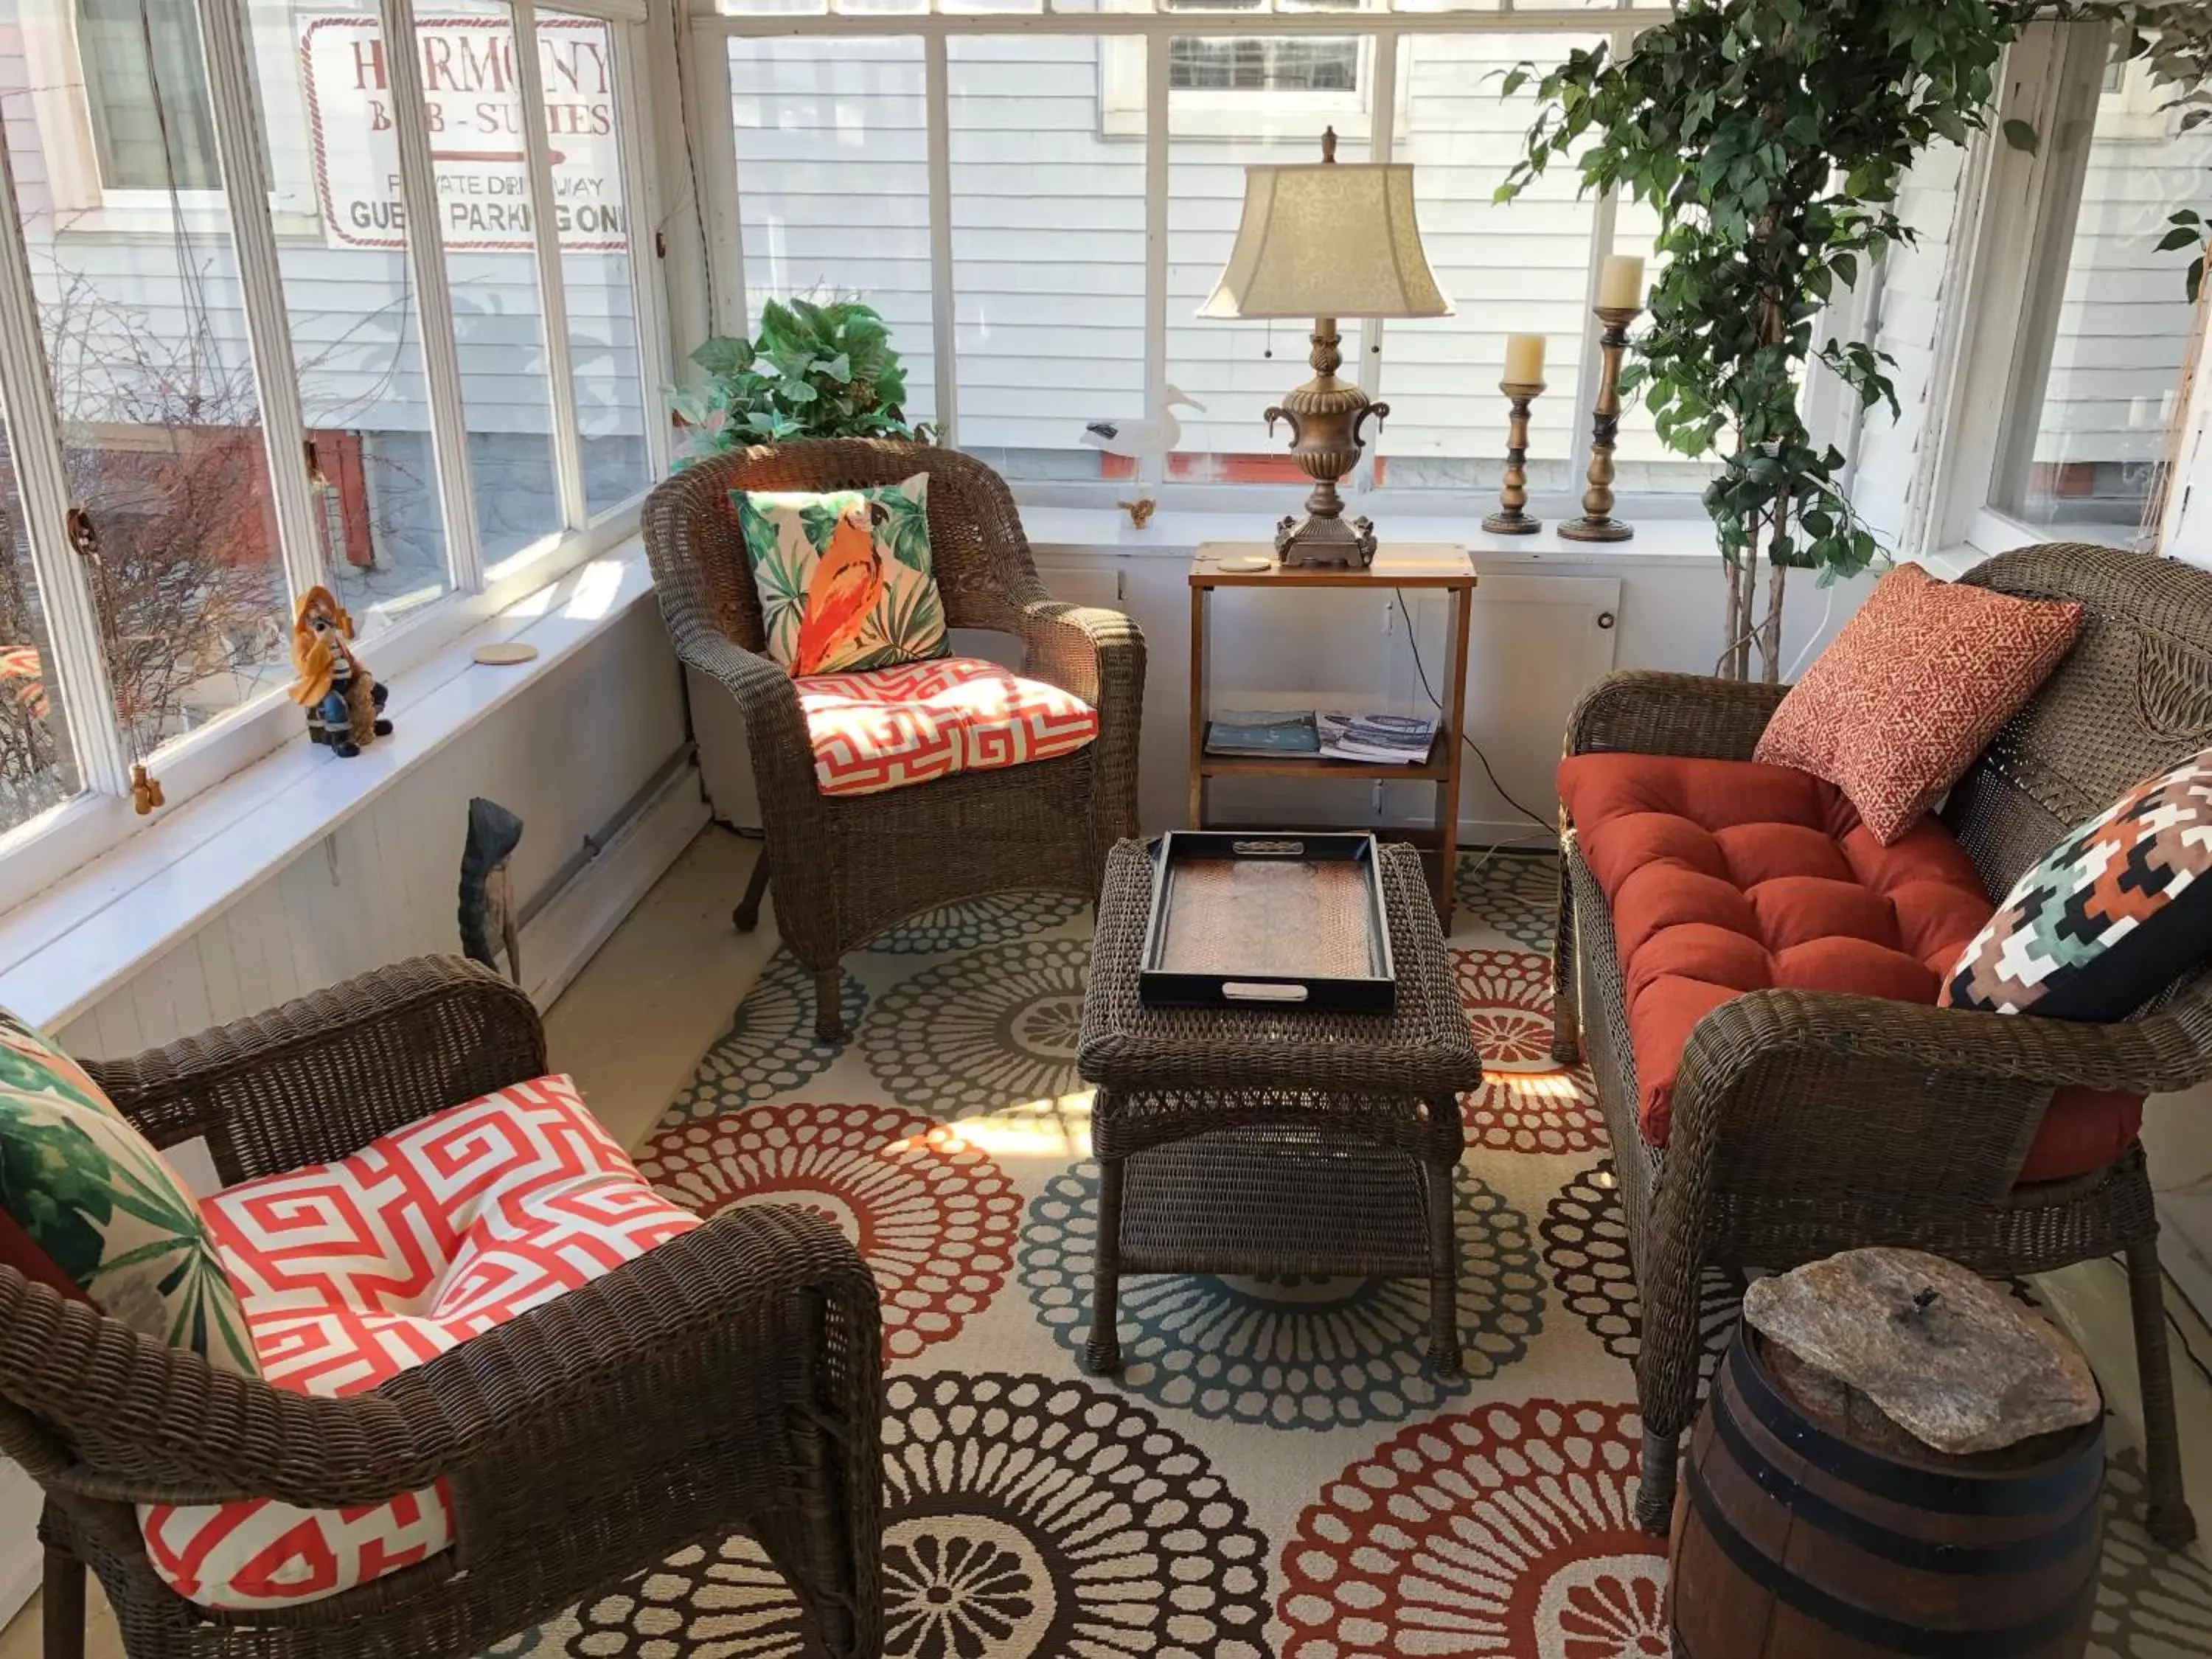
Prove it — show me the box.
[0,538,661,1034]
[1019,504,1725,568]
[0,501,1723,1035]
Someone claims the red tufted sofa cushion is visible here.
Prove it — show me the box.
[1557,751,2140,1184]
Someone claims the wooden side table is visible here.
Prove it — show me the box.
[1188,542,1476,928]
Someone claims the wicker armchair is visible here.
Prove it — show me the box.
[644,441,1145,1040]
[1554,544,2212,1548]
[0,957,883,1659]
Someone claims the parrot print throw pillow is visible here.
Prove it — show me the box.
[0,1008,259,1374]
[734,472,950,676]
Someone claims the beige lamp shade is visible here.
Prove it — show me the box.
[1198,162,1453,321]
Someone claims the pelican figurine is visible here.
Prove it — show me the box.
[1082,386,1205,464]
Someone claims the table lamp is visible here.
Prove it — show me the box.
[1200,128,1452,568]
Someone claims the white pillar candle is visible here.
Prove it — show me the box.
[1503,333,1546,384]
[1597,254,1646,310]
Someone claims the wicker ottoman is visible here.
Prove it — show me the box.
[1077,838,1483,1374]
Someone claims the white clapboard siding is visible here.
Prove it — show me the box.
[950,35,1144,450]
[2034,110,2212,470]
[1382,33,1601,463]
[729,36,939,423]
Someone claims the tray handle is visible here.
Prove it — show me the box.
[1220,981,1310,1003]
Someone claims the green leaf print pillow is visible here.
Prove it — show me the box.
[732,471,950,676]
[0,1011,259,1375]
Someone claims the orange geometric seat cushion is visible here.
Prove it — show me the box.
[797,655,1099,798]
[1557,751,2140,1184]
[138,1076,699,1610]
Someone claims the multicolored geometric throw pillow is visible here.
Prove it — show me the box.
[0,1011,259,1374]
[733,471,950,676]
[1941,746,2212,1018]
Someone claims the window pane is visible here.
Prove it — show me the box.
[78,0,220,189]
[1169,37,1358,91]
[425,0,565,566]
[1380,32,1598,491]
[728,38,936,431]
[271,1,452,636]
[5,0,293,752]
[541,11,653,516]
[949,36,1142,482]
[1166,41,1369,481]
[0,428,84,833]
[1994,55,2211,544]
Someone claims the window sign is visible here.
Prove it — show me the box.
[300,13,627,251]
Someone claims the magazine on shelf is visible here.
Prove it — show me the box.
[1316,711,1440,764]
[1204,710,1321,757]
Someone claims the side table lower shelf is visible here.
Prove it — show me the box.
[1188,543,1478,928]
[1088,1122,1459,1377]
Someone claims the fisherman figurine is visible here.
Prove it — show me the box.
[286,585,392,758]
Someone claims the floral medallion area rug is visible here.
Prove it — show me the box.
[492,852,2212,1659]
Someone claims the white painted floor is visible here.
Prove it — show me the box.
[541,827,779,1152]
[4,827,2208,1655]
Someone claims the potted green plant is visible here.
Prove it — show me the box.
[669,297,929,465]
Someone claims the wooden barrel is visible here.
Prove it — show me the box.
[1669,1331,2104,1658]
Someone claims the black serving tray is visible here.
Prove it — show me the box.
[1138,830,1396,1012]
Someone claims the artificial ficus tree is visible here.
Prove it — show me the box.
[1500,0,2048,681]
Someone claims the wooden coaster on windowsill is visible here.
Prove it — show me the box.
[473,642,539,667]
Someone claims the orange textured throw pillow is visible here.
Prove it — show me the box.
[1753,563,2082,844]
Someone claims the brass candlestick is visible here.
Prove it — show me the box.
[1559,304,1641,543]
[1482,380,1545,535]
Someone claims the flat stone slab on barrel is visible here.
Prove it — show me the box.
[1742,1247,2100,1457]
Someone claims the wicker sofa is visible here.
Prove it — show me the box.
[644,441,1146,1040]
[0,958,883,1659]
[1554,543,2212,1547]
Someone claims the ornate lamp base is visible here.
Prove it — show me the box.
[1262,314,1389,572]
[1276,509,1379,569]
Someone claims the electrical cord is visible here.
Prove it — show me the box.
[1394,591,1554,841]
[2173,1300,2212,1395]
[1783,581,1839,682]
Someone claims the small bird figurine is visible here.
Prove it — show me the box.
[793,498,890,675]
[1082,385,1206,465]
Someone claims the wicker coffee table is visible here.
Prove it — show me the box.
[1077,838,1482,1374]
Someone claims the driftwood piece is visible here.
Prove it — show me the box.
[1742,1247,2100,1456]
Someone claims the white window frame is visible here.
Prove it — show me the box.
[1099,29,1374,138]
[15,0,333,235]
[1926,18,2199,562]
[695,3,1787,525]
[0,0,668,916]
